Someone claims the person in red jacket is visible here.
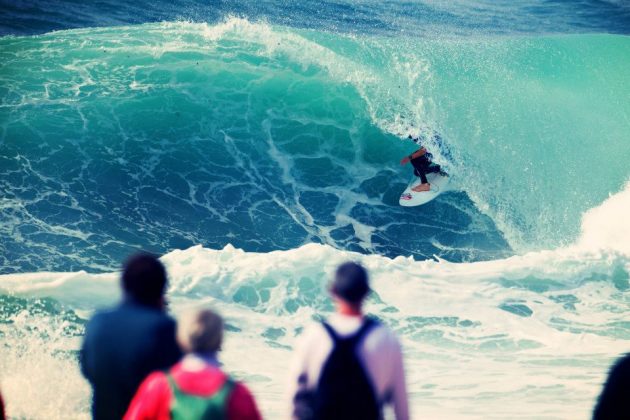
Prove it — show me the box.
[124,308,262,420]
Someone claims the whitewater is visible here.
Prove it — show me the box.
[1,2,629,419]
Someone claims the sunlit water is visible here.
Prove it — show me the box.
[1,1,629,418]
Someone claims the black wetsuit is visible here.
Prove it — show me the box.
[410,151,441,184]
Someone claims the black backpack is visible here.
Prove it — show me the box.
[294,318,381,420]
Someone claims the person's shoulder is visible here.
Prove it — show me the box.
[612,353,630,367]
[84,304,122,328]
[227,380,262,420]
[144,310,177,336]
[94,303,175,330]
[90,302,146,321]
[366,318,402,346]
[128,370,171,410]
[294,321,330,349]
[231,380,255,397]
[123,303,175,325]
[90,304,121,317]
[607,353,630,379]
[143,370,169,386]
[152,310,176,324]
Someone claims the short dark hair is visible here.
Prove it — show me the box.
[121,252,167,305]
[331,262,370,304]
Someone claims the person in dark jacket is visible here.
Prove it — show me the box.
[593,353,630,420]
[80,253,182,420]
[1,388,5,420]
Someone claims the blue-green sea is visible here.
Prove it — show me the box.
[1,1,629,418]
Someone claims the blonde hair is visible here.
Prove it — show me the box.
[177,309,224,353]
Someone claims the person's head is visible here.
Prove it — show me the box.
[177,309,224,355]
[330,262,371,309]
[121,252,168,307]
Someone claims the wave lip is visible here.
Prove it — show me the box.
[2,0,630,37]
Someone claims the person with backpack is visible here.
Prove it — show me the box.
[287,262,409,420]
[124,308,262,420]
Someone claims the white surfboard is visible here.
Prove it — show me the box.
[399,171,450,207]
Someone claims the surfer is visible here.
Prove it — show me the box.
[400,135,447,192]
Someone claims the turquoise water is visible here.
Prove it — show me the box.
[0,14,629,420]
[1,22,628,273]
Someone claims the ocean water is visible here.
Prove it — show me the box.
[0,1,629,418]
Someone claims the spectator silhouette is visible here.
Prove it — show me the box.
[288,262,409,420]
[125,308,262,420]
[80,252,182,420]
[594,353,630,419]
[1,388,5,420]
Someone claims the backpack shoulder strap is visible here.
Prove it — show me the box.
[208,376,235,404]
[352,317,378,344]
[165,371,185,399]
[321,321,339,343]
[321,317,379,345]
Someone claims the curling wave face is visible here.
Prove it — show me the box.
[2,20,629,274]
[1,12,629,419]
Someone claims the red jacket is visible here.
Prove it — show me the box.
[124,355,262,420]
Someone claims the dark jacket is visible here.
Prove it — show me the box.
[1,389,5,420]
[593,353,630,420]
[80,300,182,420]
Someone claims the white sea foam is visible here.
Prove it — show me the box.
[578,180,630,255]
[1,184,629,418]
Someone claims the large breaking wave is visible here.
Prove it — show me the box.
[1,17,629,419]
[2,20,628,273]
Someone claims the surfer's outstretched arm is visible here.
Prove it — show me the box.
[400,147,427,165]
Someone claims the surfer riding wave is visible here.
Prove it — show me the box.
[400,135,448,192]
